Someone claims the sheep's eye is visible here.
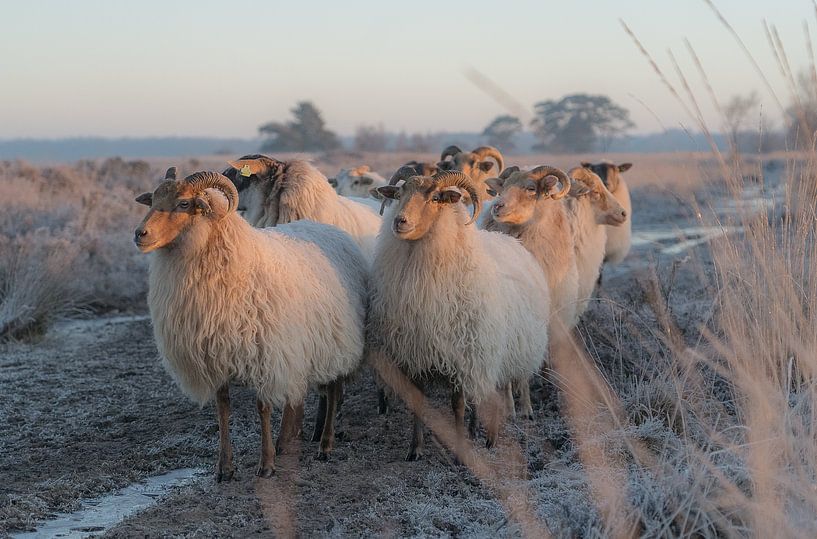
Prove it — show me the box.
[177,200,191,210]
[432,193,441,202]
[352,180,360,185]
[526,186,537,193]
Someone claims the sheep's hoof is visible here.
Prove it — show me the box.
[405,449,424,462]
[216,468,235,483]
[256,466,275,478]
[316,451,330,462]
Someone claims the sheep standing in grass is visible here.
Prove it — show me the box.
[581,161,633,269]
[482,165,575,418]
[484,165,576,329]
[565,167,627,318]
[134,168,368,480]
[370,168,549,460]
[224,154,381,259]
[329,165,387,198]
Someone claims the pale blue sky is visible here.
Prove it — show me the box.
[0,0,812,137]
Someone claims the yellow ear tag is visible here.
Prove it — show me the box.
[240,164,252,177]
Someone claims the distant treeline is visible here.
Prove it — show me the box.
[0,130,753,162]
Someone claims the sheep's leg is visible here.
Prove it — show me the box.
[317,381,340,461]
[468,402,479,438]
[215,384,235,482]
[517,378,534,420]
[451,387,466,465]
[406,381,425,461]
[481,392,501,450]
[377,387,390,415]
[256,398,275,478]
[505,382,516,419]
[276,401,304,455]
[311,392,328,443]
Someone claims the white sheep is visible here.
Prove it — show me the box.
[485,165,577,331]
[581,161,633,268]
[329,165,387,198]
[134,168,368,480]
[370,168,549,460]
[565,167,627,318]
[224,155,381,259]
[482,165,576,418]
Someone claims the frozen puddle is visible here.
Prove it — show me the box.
[632,226,739,256]
[12,468,205,539]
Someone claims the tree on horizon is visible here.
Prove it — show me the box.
[530,94,633,153]
[259,101,340,152]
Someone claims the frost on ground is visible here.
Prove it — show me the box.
[3,156,813,537]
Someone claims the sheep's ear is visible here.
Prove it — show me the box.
[194,195,211,214]
[165,167,177,180]
[569,180,592,197]
[369,187,385,200]
[618,163,632,172]
[228,159,265,178]
[478,160,495,172]
[376,185,400,200]
[540,175,560,197]
[438,188,462,204]
[135,192,153,206]
[327,177,338,188]
[580,161,593,169]
[485,177,504,194]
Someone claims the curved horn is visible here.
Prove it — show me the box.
[389,165,420,186]
[499,165,520,180]
[433,170,481,226]
[472,146,504,173]
[379,165,420,215]
[440,145,463,162]
[185,171,239,214]
[529,165,571,200]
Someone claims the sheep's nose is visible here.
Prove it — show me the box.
[621,210,627,219]
[493,201,505,211]
[395,216,407,226]
[134,228,148,242]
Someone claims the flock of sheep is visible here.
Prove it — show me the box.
[132,146,633,480]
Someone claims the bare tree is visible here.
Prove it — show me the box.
[723,91,760,151]
[482,115,522,153]
[354,124,388,152]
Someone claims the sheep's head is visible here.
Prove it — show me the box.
[224,154,286,222]
[332,165,384,197]
[134,168,238,253]
[436,145,504,186]
[487,165,571,225]
[375,168,480,241]
[580,161,632,192]
[567,167,627,226]
[403,160,439,177]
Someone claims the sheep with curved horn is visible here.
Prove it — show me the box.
[134,169,368,480]
[369,169,549,460]
[484,165,578,418]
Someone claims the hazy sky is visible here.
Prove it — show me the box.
[1,0,812,138]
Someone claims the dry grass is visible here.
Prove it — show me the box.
[0,158,207,340]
